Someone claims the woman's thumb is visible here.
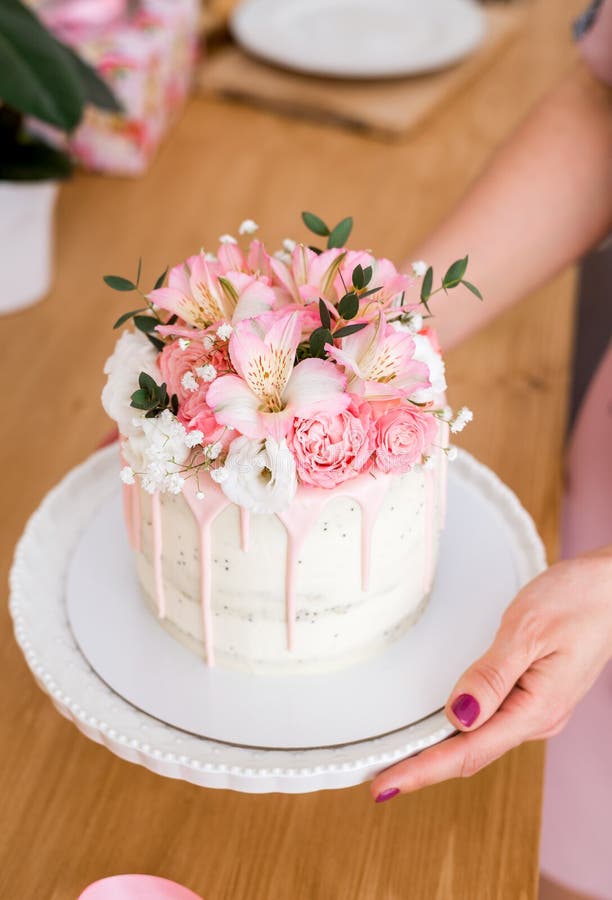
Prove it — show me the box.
[445,622,531,731]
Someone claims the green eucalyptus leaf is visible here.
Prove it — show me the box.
[138,371,158,393]
[0,136,72,181]
[302,211,330,237]
[153,266,168,290]
[327,216,353,249]
[358,285,383,300]
[462,279,483,300]
[308,245,323,256]
[338,292,359,320]
[352,264,364,289]
[135,257,142,287]
[113,307,147,329]
[146,333,165,352]
[334,322,367,338]
[130,388,155,410]
[171,394,179,415]
[318,298,331,330]
[104,274,136,292]
[144,408,159,418]
[420,266,433,302]
[134,315,159,334]
[443,256,468,289]
[362,265,373,286]
[309,326,333,357]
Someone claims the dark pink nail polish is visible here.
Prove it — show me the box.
[375,787,400,803]
[452,693,480,727]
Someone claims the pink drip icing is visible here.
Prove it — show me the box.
[423,470,435,594]
[276,473,391,652]
[239,507,250,552]
[132,481,142,552]
[151,492,167,619]
[182,478,232,667]
[119,446,141,551]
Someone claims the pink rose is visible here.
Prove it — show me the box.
[288,400,375,488]
[158,333,230,403]
[374,404,438,474]
[178,387,230,448]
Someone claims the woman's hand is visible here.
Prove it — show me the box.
[371,546,612,803]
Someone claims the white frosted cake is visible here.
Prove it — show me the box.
[102,214,473,674]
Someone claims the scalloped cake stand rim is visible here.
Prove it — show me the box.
[9,446,546,793]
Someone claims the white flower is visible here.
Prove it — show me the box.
[282,238,296,252]
[205,441,223,460]
[203,334,215,349]
[196,363,217,382]
[196,491,205,500]
[446,446,458,461]
[411,260,428,278]
[423,455,436,470]
[204,252,218,263]
[124,409,189,494]
[239,219,259,235]
[179,338,191,351]
[216,323,233,341]
[391,310,423,335]
[101,330,158,437]
[185,429,204,448]
[181,371,199,393]
[274,250,292,264]
[411,333,447,403]
[450,406,473,434]
[440,405,453,422]
[219,234,237,245]
[120,465,135,485]
[210,436,297,514]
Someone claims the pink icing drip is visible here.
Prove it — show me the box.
[439,422,449,530]
[276,472,391,652]
[182,478,232,667]
[119,446,141,552]
[239,507,250,552]
[151,492,167,619]
[423,470,435,594]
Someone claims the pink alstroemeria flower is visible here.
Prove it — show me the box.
[271,246,347,305]
[207,312,349,441]
[326,314,430,400]
[148,254,275,329]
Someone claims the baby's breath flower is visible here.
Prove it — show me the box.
[446,446,458,461]
[219,234,237,245]
[185,429,204,448]
[196,491,205,501]
[167,472,185,494]
[274,250,292,264]
[196,363,217,382]
[411,260,428,278]
[120,465,135,485]
[203,334,215,349]
[204,252,218,262]
[181,371,199,393]
[216,323,233,341]
[423,455,436,470]
[205,441,223,460]
[178,338,191,351]
[440,405,453,422]
[450,406,473,434]
[239,219,259,235]
[282,238,296,253]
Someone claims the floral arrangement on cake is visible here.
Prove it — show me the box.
[102,213,478,513]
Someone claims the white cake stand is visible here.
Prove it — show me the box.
[9,447,545,793]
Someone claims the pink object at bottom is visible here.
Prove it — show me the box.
[540,343,612,898]
[78,874,203,900]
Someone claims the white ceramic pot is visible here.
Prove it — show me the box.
[0,181,59,315]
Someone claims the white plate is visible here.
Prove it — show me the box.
[231,0,487,80]
[9,447,545,793]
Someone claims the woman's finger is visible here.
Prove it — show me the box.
[445,610,539,731]
[371,686,539,801]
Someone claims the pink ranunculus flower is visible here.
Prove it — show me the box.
[288,399,376,488]
[373,403,439,474]
[178,388,230,449]
[158,333,231,403]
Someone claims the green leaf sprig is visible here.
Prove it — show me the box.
[104,260,169,351]
[130,372,178,419]
[302,211,354,251]
[419,255,483,314]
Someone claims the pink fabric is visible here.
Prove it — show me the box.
[579,0,612,85]
[540,343,612,898]
[78,874,203,899]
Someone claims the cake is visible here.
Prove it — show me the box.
[102,213,474,673]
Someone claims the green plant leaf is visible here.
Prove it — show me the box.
[302,211,329,237]
[130,388,156,410]
[134,315,159,334]
[318,298,331,330]
[362,265,373,286]
[352,264,364,289]
[103,275,136,291]
[113,308,147,329]
[138,371,158,393]
[338,292,359,320]
[153,267,168,290]
[171,394,179,415]
[308,245,323,256]
[58,40,121,113]
[327,216,353,249]
[135,257,142,287]
[309,326,333,357]
[420,266,433,302]
[334,323,367,338]
[358,285,382,300]
[146,333,165,352]
[443,256,468,289]
[461,279,483,300]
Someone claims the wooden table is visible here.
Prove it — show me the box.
[0,1,582,897]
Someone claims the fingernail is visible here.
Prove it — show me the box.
[451,693,480,727]
[375,787,400,804]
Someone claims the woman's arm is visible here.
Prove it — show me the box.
[408,63,612,349]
